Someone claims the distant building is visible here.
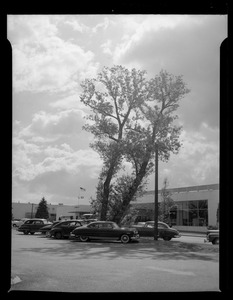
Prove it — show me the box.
[12,202,91,221]
[12,183,219,232]
[133,183,219,232]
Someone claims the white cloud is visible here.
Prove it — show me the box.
[50,94,85,111]
[18,109,86,139]
[13,139,102,182]
[64,19,88,32]
[100,39,113,55]
[92,17,115,33]
[156,128,219,188]
[8,15,98,93]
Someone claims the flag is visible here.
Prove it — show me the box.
[80,187,86,191]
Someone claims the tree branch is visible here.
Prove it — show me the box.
[85,102,118,121]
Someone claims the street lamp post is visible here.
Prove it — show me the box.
[154,145,158,240]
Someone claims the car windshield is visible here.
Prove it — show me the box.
[112,223,120,229]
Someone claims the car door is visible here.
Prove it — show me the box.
[59,221,70,236]
[85,223,99,237]
[138,223,154,237]
[64,221,82,236]
[32,220,44,232]
[97,223,115,239]
[158,223,168,238]
[22,219,33,231]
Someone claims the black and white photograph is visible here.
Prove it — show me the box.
[8,14,227,293]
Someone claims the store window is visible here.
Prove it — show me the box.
[170,200,208,226]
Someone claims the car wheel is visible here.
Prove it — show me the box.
[54,232,62,239]
[80,236,89,242]
[23,231,29,235]
[120,234,130,244]
[30,232,35,235]
[163,236,172,241]
[13,224,17,227]
[212,237,219,245]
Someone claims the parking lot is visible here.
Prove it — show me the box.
[10,228,219,293]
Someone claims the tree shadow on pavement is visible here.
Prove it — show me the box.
[16,236,219,262]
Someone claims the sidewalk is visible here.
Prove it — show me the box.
[179,231,206,237]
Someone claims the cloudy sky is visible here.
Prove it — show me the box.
[8,15,227,206]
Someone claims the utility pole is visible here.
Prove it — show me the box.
[154,145,158,240]
[31,203,34,219]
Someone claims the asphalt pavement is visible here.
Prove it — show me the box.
[10,229,219,293]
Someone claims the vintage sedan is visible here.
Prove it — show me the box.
[49,220,85,239]
[71,221,140,243]
[17,218,52,235]
[130,221,180,241]
[12,218,29,228]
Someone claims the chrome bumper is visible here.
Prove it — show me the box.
[131,234,140,240]
[174,234,181,238]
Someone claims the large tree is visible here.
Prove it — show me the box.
[80,65,189,222]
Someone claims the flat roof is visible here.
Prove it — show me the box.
[145,183,219,195]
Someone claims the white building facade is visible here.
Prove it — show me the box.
[134,183,219,232]
[12,202,91,221]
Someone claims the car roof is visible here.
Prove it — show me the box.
[87,221,115,225]
[146,221,168,225]
[89,221,114,223]
[58,219,84,223]
[27,218,48,221]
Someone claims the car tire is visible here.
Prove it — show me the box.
[54,232,62,239]
[30,232,35,235]
[80,236,89,242]
[23,231,29,235]
[120,234,130,244]
[163,236,172,241]
[212,237,219,245]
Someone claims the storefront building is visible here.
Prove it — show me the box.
[133,183,219,232]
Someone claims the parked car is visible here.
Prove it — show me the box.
[39,221,61,235]
[12,218,28,227]
[17,218,52,235]
[49,220,85,239]
[204,229,219,244]
[71,221,140,244]
[130,221,180,241]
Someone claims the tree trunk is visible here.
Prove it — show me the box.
[100,164,115,220]
[100,150,122,221]
[113,160,150,224]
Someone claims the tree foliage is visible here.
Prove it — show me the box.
[80,65,190,223]
[35,197,49,219]
[158,178,175,224]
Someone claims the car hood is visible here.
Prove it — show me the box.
[169,228,180,234]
